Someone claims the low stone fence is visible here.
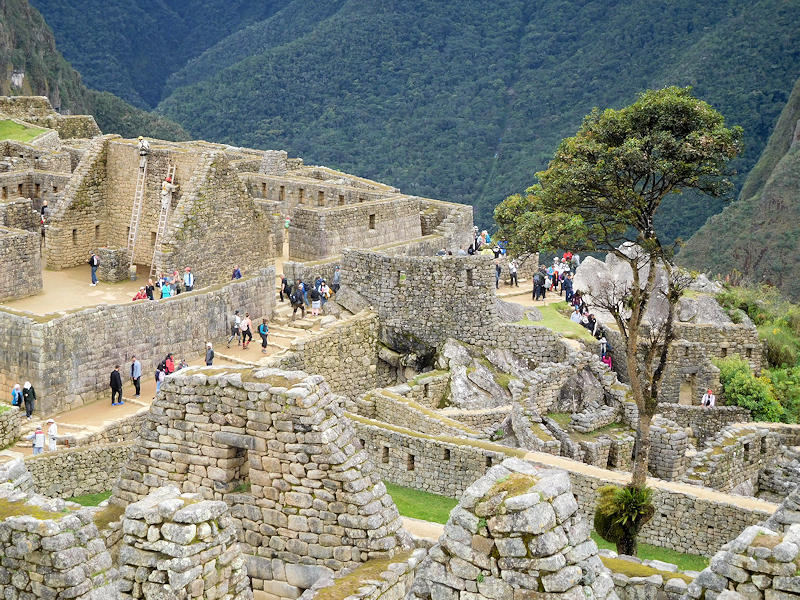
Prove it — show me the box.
[0,405,22,448]
[369,388,479,437]
[601,551,694,600]
[349,414,775,556]
[441,405,509,431]
[298,548,426,600]
[656,403,751,446]
[25,441,133,498]
[68,411,147,447]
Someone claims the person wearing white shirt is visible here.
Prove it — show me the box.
[701,389,716,407]
[47,418,58,451]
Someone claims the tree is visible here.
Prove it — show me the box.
[495,87,742,488]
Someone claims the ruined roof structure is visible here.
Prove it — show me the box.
[2,95,800,600]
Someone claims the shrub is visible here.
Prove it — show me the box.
[594,484,654,556]
[764,367,800,424]
[758,324,800,368]
[715,356,784,422]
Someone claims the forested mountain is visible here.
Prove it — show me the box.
[1,0,188,140]
[679,77,800,299]
[30,0,800,238]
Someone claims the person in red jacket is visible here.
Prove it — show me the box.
[165,354,175,374]
[132,287,147,301]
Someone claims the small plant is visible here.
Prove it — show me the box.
[594,484,654,556]
[490,429,505,441]
[477,517,488,531]
[477,573,485,583]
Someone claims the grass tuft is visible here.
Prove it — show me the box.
[69,491,112,506]
[384,482,457,524]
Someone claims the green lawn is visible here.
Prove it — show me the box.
[520,302,598,343]
[68,490,112,506]
[384,482,457,524]
[591,532,709,572]
[0,119,46,142]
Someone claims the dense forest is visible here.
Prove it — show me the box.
[1,0,188,140]
[32,0,800,239]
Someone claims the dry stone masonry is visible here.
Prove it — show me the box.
[118,486,252,600]
[409,457,618,600]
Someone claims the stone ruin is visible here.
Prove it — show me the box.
[112,366,411,595]
[409,457,618,600]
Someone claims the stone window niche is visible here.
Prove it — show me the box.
[72,228,77,245]
[1,187,7,199]
[318,191,325,206]
[443,449,450,461]
[743,442,752,462]
[406,454,415,471]
[151,231,157,246]
[369,214,376,230]
[261,182,267,197]
[298,188,305,204]
[485,456,492,467]
[382,446,389,463]
[466,269,474,286]
[52,184,58,193]
[34,183,40,197]
[338,194,345,205]
[94,224,100,241]
[398,270,407,285]
[279,186,285,202]
[17,183,23,196]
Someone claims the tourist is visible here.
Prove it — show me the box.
[88,252,99,286]
[702,389,716,407]
[298,279,309,307]
[232,265,242,280]
[494,259,501,289]
[509,260,519,287]
[155,365,165,394]
[572,253,581,267]
[258,319,269,354]
[161,280,173,298]
[183,267,194,292]
[457,247,468,256]
[563,273,574,303]
[110,365,124,406]
[279,274,291,302]
[22,381,35,418]
[599,336,610,357]
[171,270,182,294]
[332,266,341,293]
[164,354,175,375]
[28,425,45,455]
[310,286,321,317]
[132,287,147,301]
[145,279,155,301]
[47,418,58,452]
[205,342,214,366]
[570,307,582,323]
[290,285,306,320]
[436,248,447,256]
[176,358,189,370]
[241,313,253,349]
[11,383,22,409]
[601,354,613,369]
[227,310,242,348]
[319,280,331,307]
[130,356,141,397]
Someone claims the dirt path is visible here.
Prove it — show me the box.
[402,517,444,541]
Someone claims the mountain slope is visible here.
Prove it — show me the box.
[1,0,188,140]
[33,0,800,237]
[679,77,800,299]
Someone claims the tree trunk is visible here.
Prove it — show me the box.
[631,411,652,486]
[616,534,637,557]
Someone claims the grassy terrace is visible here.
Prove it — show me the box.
[385,482,458,524]
[0,119,45,142]
[518,301,598,343]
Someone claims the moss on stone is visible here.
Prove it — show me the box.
[0,498,66,520]
[600,556,693,583]
[752,533,783,549]
[486,473,537,500]
[316,550,413,600]
[93,504,124,531]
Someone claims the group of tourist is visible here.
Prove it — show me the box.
[131,268,195,300]
[279,270,338,321]
[532,253,580,301]
[26,418,58,455]
[226,310,268,352]
[10,381,36,419]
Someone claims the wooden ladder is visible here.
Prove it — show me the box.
[149,164,177,279]
[126,158,148,268]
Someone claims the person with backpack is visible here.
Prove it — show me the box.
[279,275,291,302]
[291,285,306,320]
[88,253,99,286]
[164,354,175,374]
[27,425,46,455]
[183,267,194,292]
[227,310,242,348]
[258,319,269,354]
[155,364,166,395]
[110,365,124,406]
[309,286,321,317]
[22,381,36,418]
[241,313,253,349]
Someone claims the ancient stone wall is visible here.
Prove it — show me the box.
[289,196,422,260]
[69,411,147,447]
[112,367,409,595]
[0,494,117,599]
[648,417,689,481]
[24,441,132,498]
[369,388,479,437]
[350,414,775,556]
[0,226,41,301]
[0,454,33,495]
[0,95,101,139]
[342,250,497,348]
[0,407,22,448]
[0,268,274,414]
[681,425,782,494]
[118,487,252,600]
[0,140,73,173]
[160,152,274,284]
[656,404,751,446]
[96,246,130,282]
[0,197,41,231]
[44,134,113,269]
[268,310,380,399]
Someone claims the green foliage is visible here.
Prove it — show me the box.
[715,356,784,422]
[764,367,800,424]
[68,490,112,506]
[497,87,741,255]
[0,119,46,142]
[383,481,457,525]
[594,484,655,556]
[29,0,799,236]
